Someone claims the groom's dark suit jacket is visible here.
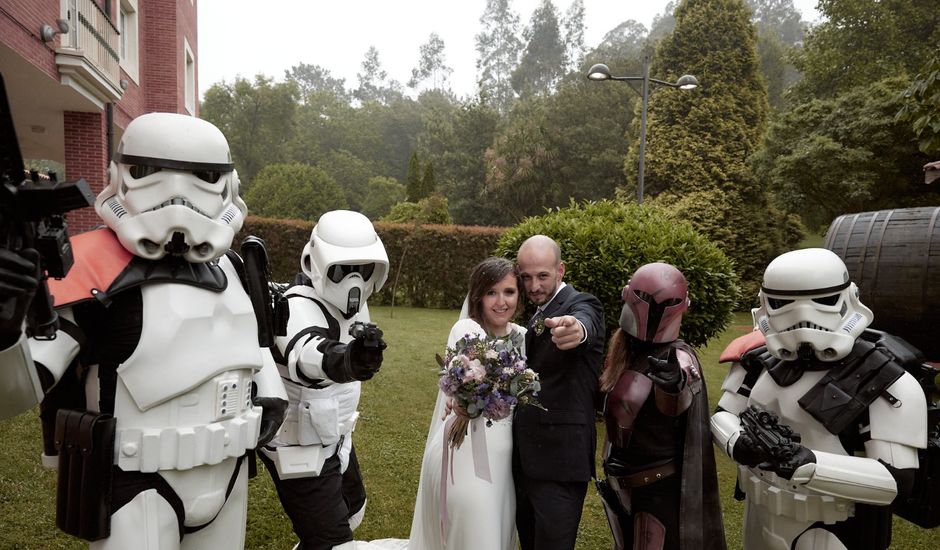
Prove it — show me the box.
[514,284,605,482]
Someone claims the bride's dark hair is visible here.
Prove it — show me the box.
[467,257,523,326]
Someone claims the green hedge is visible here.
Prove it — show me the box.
[493,201,740,348]
[237,216,506,308]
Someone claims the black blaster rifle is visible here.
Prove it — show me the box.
[739,405,804,478]
[0,73,94,339]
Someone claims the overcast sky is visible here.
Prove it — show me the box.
[197,0,822,99]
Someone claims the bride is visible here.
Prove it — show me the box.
[361,256,525,550]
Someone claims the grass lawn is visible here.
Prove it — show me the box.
[1,306,938,548]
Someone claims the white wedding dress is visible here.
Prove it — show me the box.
[359,318,522,550]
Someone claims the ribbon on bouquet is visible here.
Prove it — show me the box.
[439,415,492,546]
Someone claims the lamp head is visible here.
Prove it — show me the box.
[676,74,699,90]
[40,19,69,43]
[587,63,612,82]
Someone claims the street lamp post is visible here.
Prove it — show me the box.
[587,56,698,204]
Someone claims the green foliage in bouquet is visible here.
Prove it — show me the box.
[494,200,739,347]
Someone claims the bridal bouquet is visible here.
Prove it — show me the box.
[437,329,543,448]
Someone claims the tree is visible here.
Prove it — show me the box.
[316,150,377,212]
[408,33,453,92]
[354,46,404,104]
[633,0,792,299]
[419,97,502,225]
[511,0,566,98]
[360,176,405,220]
[561,0,586,72]
[476,0,524,114]
[405,151,423,202]
[746,0,803,45]
[591,20,648,63]
[790,0,940,101]
[897,53,940,156]
[419,162,437,199]
[284,63,348,103]
[754,77,934,231]
[201,75,299,189]
[244,163,347,221]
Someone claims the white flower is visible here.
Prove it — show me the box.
[464,359,485,382]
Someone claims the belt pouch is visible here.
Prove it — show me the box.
[54,409,116,541]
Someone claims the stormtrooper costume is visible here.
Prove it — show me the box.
[259,210,388,550]
[711,248,927,550]
[0,112,287,549]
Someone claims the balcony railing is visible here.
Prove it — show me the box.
[56,0,122,106]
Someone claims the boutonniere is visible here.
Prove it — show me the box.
[532,313,545,336]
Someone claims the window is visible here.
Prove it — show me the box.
[119,0,139,84]
[184,38,196,115]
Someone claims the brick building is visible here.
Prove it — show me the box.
[0,0,200,233]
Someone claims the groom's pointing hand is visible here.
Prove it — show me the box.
[544,315,584,350]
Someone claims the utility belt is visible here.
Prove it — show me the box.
[280,384,360,447]
[115,406,262,472]
[606,460,678,491]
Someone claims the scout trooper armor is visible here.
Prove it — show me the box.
[261,210,389,550]
[711,249,927,550]
[0,112,287,549]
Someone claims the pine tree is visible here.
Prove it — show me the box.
[630,0,793,299]
[475,0,523,113]
[405,151,422,202]
[419,162,437,199]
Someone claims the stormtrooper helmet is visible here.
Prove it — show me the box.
[301,210,389,318]
[755,248,873,362]
[619,262,690,343]
[95,112,247,263]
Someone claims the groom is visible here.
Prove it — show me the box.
[513,235,605,550]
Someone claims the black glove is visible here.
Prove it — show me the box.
[646,347,683,393]
[732,431,771,467]
[0,248,40,349]
[347,323,387,381]
[771,445,816,480]
[253,396,288,448]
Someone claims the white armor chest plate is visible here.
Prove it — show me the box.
[748,369,848,455]
[111,259,263,472]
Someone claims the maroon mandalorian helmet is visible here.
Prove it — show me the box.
[619,262,690,343]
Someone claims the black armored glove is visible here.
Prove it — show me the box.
[771,445,816,480]
[646,347,683,393]
[0,248,40,349]
[347,322,387,381]
[732,431,771,467]
[253,396,288,449]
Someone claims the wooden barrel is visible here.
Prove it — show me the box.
[824,206,940,361]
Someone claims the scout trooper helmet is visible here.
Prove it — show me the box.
[619,262,690,343]
[301,210,389,318]
[755,248,873,362]
[95,112,246,263]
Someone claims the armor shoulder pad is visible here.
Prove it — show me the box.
[870,371,929,449]
[719,330,765,363]
[47,228,133,307]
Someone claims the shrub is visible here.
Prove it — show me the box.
[237,215,505,308]
[382,194,453,225]
[493,200,739,347]
[244,162,347,221]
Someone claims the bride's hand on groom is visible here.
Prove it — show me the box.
[544,315,584,350]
